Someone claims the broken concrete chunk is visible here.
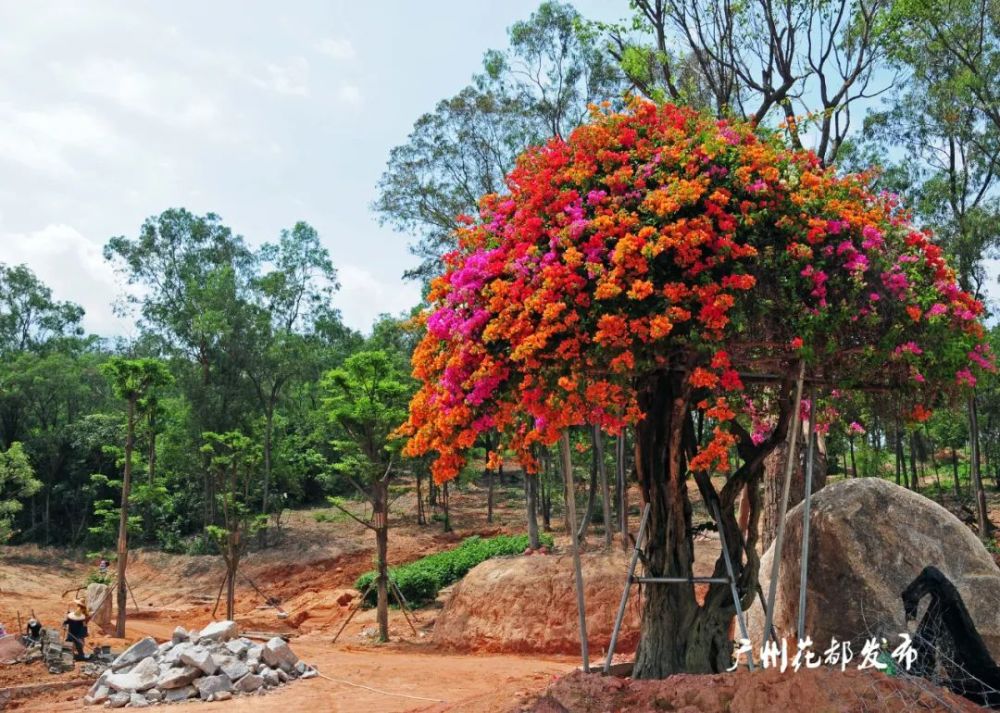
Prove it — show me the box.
[171,626,189,645]
[106,656,160,692]
[111,637,158,671]
[156,664,200,689]
[180,645,218,675]
[261,636,298,672]
[198,619,238,643]
[234,673,263,692]
[163,684,198,702]
[194,674,233,700]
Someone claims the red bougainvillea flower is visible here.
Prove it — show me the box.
[397,100,990,483]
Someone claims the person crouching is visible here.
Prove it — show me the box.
[63,599,89,660]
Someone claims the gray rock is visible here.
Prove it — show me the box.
[198,620,238,643]
[749,478,1000,659]
[195,674,233,700]
[261,667,280,687]
[294,661,307,675]
[87,672,110,697]
[82,684,109,705]
[107,691,130,708]
[221,658,249,681]
[156,664,200,689]
[110,637,158,671]
[157,641,173,654]
[234,673,263,692]
[261,636,298,672]
[161,641,189,665]
[171,626,189,645]
[145,688,163,702]
[180,645,217,675]
[129,692,149,708]
[214,690,233,701]
[225,638,251,658]
[163,685,197,702]
[301,668,317,680]
[106,656,160,693]
[277,668,290,683]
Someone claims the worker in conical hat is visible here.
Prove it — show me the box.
[63,599,89,660]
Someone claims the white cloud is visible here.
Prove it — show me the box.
[317,37,356,61]
[336,264,421,332]
[337,84,362,106]
[0,223,127,337]
[255,57,310,96]
[0,103,121,179]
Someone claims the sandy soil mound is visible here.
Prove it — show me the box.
[525,668,984,713]
[433,551,641,655]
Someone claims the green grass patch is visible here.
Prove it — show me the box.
[355,532,554,607]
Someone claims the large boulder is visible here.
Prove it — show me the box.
[85,583,112,633]
[198,620,238,643]
[433,551,645,655]
[106,656,160,693]
[111,637,158,671]
[748,478,1000,659]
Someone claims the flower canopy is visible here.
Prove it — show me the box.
[400,101,991,482]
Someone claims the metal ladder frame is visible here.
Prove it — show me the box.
[603,500,757,673]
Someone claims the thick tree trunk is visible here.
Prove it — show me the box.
[540,448,552,532]
[761,431,827,551]
[116,398,136,638]
[633,373,706,677]
[909,431,919,491]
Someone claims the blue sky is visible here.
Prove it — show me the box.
[2,1,995,337]
[0,0,625,336]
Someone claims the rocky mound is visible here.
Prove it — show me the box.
[747,478,1000,658]
[83,620,316,707]
[525,668,984,713]
[433,551,641,655]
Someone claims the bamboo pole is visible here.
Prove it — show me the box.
[762,361,806,647]
[561,430,590,672]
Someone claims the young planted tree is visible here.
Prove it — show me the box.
[400,102,991,677]
[101,357,173,637]
[323,350,410,643]
[201,431,264,621]
[0,442,41,542]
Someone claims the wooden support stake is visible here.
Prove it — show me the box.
[332,581,376,644]
[561,430,590,672]
[762,360,806,647]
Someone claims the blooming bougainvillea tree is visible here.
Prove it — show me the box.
[398,100,992,677]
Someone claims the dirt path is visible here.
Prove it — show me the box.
[8,635,574,713]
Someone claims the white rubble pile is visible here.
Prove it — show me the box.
[83,621,317,707]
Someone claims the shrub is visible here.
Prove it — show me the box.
[354,532,554,607]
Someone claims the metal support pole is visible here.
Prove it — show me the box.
[561,430,590,672]
[797,407,817,639]
[762,360,806,647]
[711,500,754,671]
[604,502,650,674]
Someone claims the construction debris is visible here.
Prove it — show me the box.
[83,620,316,706]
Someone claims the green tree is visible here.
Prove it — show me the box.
[0,442,41,542]
[0,263,84,356]
[322,350,411,642]
[101,357,173,637]
[201,430,263,620]
[374,1,624,282]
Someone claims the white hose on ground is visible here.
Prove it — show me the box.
[313,669,447,703]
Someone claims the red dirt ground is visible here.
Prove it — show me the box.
[2,474,996,712]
